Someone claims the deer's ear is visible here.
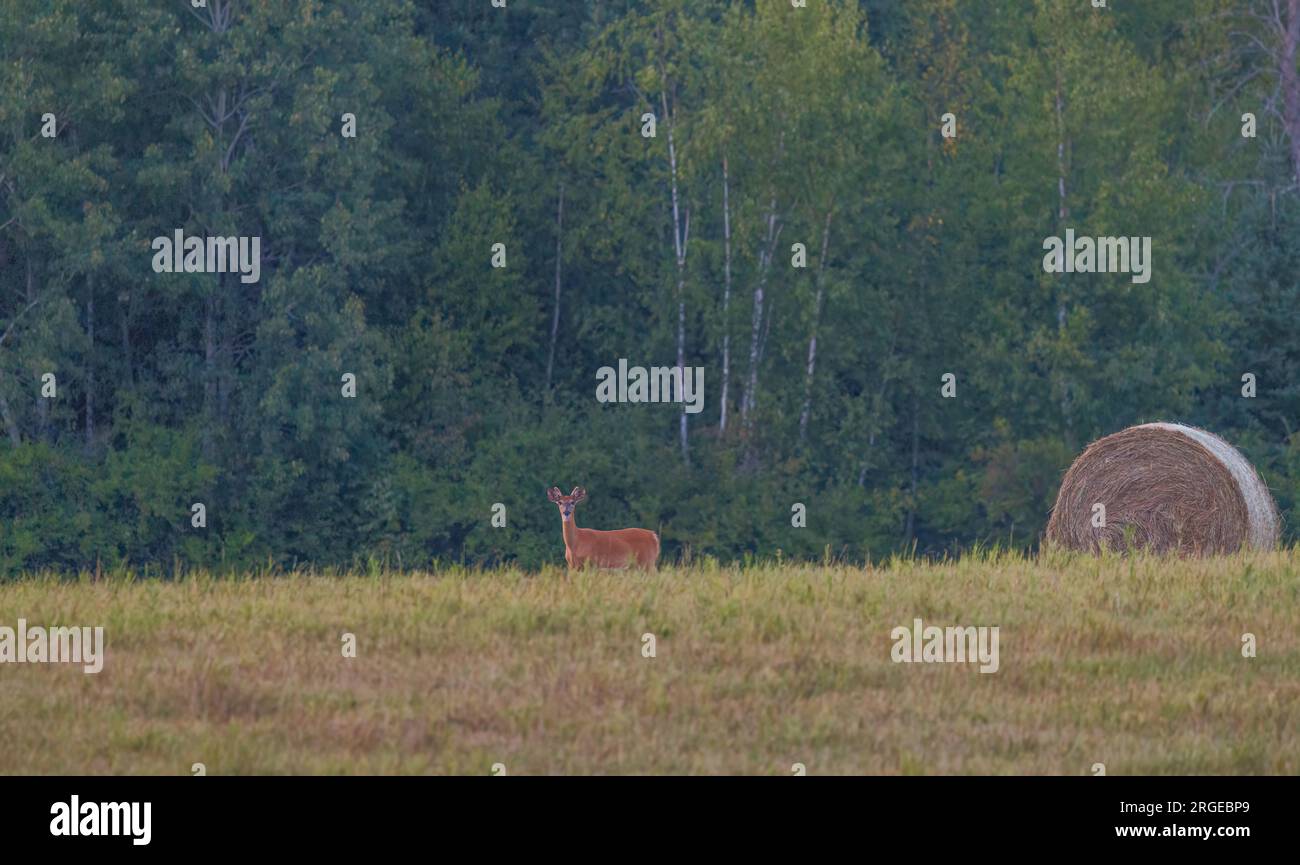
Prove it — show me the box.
[547,487,563,502]
[571,487,587,502]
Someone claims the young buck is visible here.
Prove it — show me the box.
[546,486,659,570]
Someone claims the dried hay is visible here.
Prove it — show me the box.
[1044,422,1280,556]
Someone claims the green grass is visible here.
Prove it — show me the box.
[1,549,1298,774]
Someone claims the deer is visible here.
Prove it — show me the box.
[546,486,660,571]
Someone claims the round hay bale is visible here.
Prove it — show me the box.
[1045,422,1280,556]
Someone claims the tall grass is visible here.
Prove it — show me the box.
[1,550,1297,774]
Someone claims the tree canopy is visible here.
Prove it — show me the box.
[1,0,1297,573]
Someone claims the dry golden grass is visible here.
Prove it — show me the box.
[1,549,1298,774]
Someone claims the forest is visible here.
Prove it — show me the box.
[1,0,1298,572]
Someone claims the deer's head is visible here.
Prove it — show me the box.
[547,486,587,522]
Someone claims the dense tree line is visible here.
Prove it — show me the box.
[1,0,1297,573]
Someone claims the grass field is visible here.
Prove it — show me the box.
[1,550,1298,775]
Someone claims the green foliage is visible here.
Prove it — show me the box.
[1,0,1297,574]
